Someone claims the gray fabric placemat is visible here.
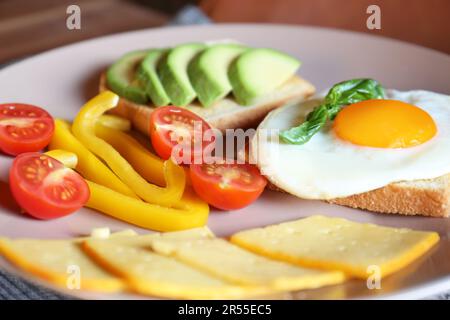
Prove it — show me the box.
[0,270,71,300]
[0,5,448,300]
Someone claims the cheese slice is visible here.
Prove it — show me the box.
[160,226,215,239]
[83,234,268,299]
[90,227,111,239]
[86,226,214,249]
[0,230,136,292]
[120,226,213,246]
[150,237,346,291]
[230,216,439,278]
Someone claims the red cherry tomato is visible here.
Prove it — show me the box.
[9,153,90,220]
[190,160,267,210]
[149,106,214,164]
[0,103,54,156]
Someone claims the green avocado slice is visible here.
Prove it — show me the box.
[228,48,301,105]
[137,49,171,107]
[188,43,247,107]
[106,50,150,104]
[158,43,206,106]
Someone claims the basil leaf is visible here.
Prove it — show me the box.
[326,78,385,119]
[279,78,385,145]
[279,104,328,144]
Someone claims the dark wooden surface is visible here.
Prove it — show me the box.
[201,0,450,54]
[1,0,449,65]
[0,0,169,64]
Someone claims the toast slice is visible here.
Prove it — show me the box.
[268,174,449,217]
[328,174,450,217]
[99,72,315,134]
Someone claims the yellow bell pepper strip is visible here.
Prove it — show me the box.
[45,149,78,169]
[86,182,209,231]
[98,114,131,131]
[45,150,209,231]
[95,124,192,186]
[95,124,165,186]
[49,119,138,199]
[72,91,185,207]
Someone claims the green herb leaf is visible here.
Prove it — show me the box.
[279,78,385,145]
[325,78,385,119]
[279,104,328,144]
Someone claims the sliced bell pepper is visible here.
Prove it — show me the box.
[72,91,185,207]
[45,149,78,169]
[86,181,208,231]
[49,119,138,199]
[97,114,131,131]
[95,125,192,186]
[46,150,209,231]
[95,124,166,187]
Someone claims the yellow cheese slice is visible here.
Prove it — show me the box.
[150,237,346,291]
[83,236,268,299]
[100,226,214,248]
[230,216,439,278]
[0,230,136,292]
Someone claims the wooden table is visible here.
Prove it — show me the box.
[0,0,169,64]
[201,0,450,55]
[1,0,449,64]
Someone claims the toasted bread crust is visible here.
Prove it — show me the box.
[267,175,449,217]
[328,175,450,217]
[99,72,315,134]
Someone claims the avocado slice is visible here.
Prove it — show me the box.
[228,48,301,105]
[106,50,150,104]
[158,43,206,106]
[137,49,171,107]
[188,44,247,107]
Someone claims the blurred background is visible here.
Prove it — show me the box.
[1,0,449,65]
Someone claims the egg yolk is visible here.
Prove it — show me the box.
[333,99,437,148]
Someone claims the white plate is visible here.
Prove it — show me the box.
[0,24,449,300]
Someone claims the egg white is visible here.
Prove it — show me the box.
[251,90,450,199]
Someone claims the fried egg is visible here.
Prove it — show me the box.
[251,90,450,199]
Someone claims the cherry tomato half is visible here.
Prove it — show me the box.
[0,103,55,156]
[9,153,90,220]
[149,106,214,164]
[190,160,267,210]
